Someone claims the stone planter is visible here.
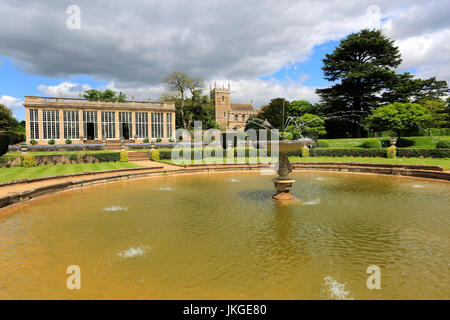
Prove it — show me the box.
[20,144,28,154]
[389,137,397,147]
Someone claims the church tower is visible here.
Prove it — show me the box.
[210,82,231,128]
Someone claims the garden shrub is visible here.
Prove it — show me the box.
[156,138,162,142]
[315,140,329,148]
[396,148,450,158]
[0,133,9,157]
[30,139,38,145]
[359,138,382,148]
[436,140,450,149]
[143,138,149,143]
[91,152,120,162]
[68,154,78,162]
[386,146,397,158]
[48,139,55,145]
[150,149,160,161]
[21,154,36,167]
[120,150,128,162]
[65,139,72,144]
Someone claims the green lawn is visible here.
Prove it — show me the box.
[289,156,450,169]
[319,136,449,148]
[0,162,141,183]
[157,156,450,170]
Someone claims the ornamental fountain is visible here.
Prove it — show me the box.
[249,117,314,201]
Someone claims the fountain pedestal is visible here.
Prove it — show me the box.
[272,150,296,200]
[267,139,314,201]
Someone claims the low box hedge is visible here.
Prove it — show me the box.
[91,152,120,162]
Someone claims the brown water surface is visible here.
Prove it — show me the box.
[0,172,449,299]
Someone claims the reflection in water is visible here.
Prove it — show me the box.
[0,172,449,299]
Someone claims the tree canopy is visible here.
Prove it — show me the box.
[83,89,126,102]
[317,29,402,137]
[0,103,19,131]
[364,102,432,137]
[163,72,204,129]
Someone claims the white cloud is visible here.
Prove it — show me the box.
[0,0,412,87]
[395,29,450,81]
[0,95,23,109]
[0,95,23,120]
[38,81,92,98]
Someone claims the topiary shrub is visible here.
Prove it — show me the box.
[436,140,450,149]
[0,133,9,157]
[386,146,397,158]
[65,139,72,144]
[30,139,38,145]
[120,150,128,162]
[68,154,78,162]
[143,138,149,143]
[301,146,309,157]
[156,138,162,143]
[315,140,329,148]
[150,149,160,161]
[48,139,55,145]
[21,154,36,167]
[359,138,382,149]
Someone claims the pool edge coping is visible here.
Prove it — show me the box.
[0,162,448,211]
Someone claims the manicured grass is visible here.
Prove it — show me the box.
[157,156,450,170]
[319,136,450,149]
[289,156,450,169]
[0,162,141,183]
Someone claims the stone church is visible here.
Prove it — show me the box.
[210,82,256,130]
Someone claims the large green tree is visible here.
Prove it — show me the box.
[83,89,126,102]
[364,102,432,137]
[256,98,290,130]
[0,103,19,131]
[287,99,321,117]
[163,72,204,129]
[383,73,449,103]
[317,29,402,137]
[419,99,449,128]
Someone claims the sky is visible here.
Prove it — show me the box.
[0,0,449,121]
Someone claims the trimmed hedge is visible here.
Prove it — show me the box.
[305,148,387,158]
[436,140,450,149]
[316,140,330,148]
[359,138,382,149]
[91,152,120,162]
[396,148,450,158]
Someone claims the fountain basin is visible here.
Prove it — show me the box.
[0,172,448,299]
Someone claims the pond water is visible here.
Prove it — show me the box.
[0,172,449,299]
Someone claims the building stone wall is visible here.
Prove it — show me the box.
[23,96,176,145]
[210,83,256,130]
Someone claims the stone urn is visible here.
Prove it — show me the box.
[20,143,28,154]
[389,137,397,147]
[134,135,138,143]
[79,135,85,144]
[266,139,314,201]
